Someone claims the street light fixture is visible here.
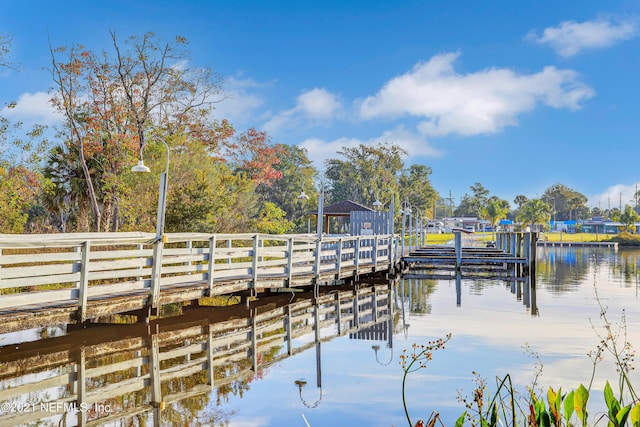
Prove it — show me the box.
[371,344,393,366]
[131,139,170,239]
[293,340,323,408]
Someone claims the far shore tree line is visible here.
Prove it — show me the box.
[1,32,638,236]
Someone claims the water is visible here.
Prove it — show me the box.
[1,247,640,427]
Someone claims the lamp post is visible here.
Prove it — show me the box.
[132,139,170,240]
[317,182,325,240]
[373,191,382,211]
[132,139,169,312]
[297,189,310,233]
[401,200,412,253]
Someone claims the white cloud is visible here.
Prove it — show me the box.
[296,88,341,120]
[589,183,640,209]
[1,91,61,125]
[358,52,594,137]
[263,87,341,133]
[299,127,442,170]
[210,76,265,125]
[526,17,638,57]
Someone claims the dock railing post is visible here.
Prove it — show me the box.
[207,236,216,296]
[354,236,361,275]
[336,237,343,278]
[78,241,90,323]
[530,232,537,278]
[150,238,164,311]
[251,234,259,296]
[454,231,462,270]
[523,232,531,272]
[372,236,378,270]
[287,237,294,285]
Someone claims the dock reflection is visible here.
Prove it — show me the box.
[0,284,395,426]
[400,271,538,316]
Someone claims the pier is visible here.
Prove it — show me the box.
[402,231,538,275]
[0,232,397,333]
[537,240,618,249]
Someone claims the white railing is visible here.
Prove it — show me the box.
[0,232,397,320]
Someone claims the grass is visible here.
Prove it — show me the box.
[420,232,624,246]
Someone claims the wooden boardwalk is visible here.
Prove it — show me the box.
[0,232,397,333]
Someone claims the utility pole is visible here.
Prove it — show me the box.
[447,191,454,218]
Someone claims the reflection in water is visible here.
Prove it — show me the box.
[0,285,394,426]
[294,342,322,408]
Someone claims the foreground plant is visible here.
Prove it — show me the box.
[401,297,640,426]
[400,333,452,427]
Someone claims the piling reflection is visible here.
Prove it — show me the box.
[0,284,395,426]
[398,271,539,317]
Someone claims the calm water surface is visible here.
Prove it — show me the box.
[1,247,640,427]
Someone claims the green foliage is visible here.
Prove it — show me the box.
[405,300,640,427]
[256,144,318,231]
[541,183,589,221]
[619,205,639,233]
[518,199,551,229]
[254,202,295,234]
[0,164,42,233]
[326,142,406,207]
[455,183,490,217]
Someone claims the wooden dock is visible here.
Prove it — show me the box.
[0,232,398,333]
[402,231,536,274]
[537,240,618,249]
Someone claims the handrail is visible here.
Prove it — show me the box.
[0,232,398,322]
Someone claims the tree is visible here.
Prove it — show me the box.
[0,164,42,233]
[398,164,438,218]
[518,199,551,230]
[541,183,588,221]
[619,205,639,233]
[256,144,318,229]
[326,142,406,206]
[0,33,14,69]
[49,32,225,232]
[224,128,284,186]
[482,198,509,238]
[254,202,296,234]
[454,182,490,217]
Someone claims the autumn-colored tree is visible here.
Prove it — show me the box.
[49,32,225,232]
[256,144,318,229]
[224,128,284,186]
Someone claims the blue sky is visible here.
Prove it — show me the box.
[1,0,639,209]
